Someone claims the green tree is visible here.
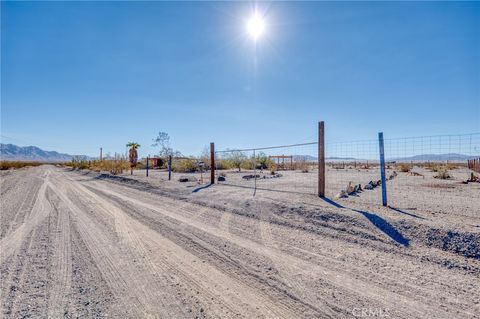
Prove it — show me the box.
[226,150,247,172]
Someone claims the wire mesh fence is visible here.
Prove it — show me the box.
[213,132,480,209]
[215,142,319,195]
[325,139,381,205]
[384,133,480,210]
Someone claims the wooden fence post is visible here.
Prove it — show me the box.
[378,132,387,207]
[318,121,325,197]
[210,142,215,184]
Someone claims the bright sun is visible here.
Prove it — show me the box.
[247,13,265,40]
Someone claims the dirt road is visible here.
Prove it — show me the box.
[1,166,478,318]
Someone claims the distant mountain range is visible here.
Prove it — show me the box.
[390,153,477,162]
[0,144,89,162]
[293,153,477,162]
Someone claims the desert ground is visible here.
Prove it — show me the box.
[1,165,479,318]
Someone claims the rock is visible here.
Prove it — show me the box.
[242,174,260,180]
[346,182,355,194]
[335,190,348,199]
[364,182,373,190]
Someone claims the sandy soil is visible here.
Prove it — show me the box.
[0,165,479,318]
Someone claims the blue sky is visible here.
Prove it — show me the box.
[1,1,479,157]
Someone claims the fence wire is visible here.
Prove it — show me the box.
[215,142,318,195]
[214,133,480,208]
[384,133,480,210]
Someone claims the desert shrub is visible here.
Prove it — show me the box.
[225,150,248,172]
[434,169,452,179]
[136,161,146,169]
[255,152,272,170]
[90,159,129,175]
[241,157,260,170]
[67,155,92,170]
[0,161,46,170]
[173,158,197,173]
[446,163,458,170]
[267,161,276,174]
[397,163,411,172]
[215,159,233,170]
[425,162,445,172]
[295,157,310,173]
[68,160,90,170]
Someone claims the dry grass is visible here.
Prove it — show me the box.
[65,158,130,175]
[295,159,310,173]
[446,163,458,170]
[0,161,47,170]
[173,158,198,173]
[423,162,461,171]
[91,159,130,175]
[397,163,411,172]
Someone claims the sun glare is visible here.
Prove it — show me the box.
[247,13,265,40]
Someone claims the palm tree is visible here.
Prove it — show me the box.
[126,142,140,175]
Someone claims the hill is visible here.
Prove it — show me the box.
[0,143,87,162]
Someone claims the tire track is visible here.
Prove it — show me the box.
[94,176,478,317]
[46,189,72,318]
[1,169,53,318]
[47,180,157,318]
[82,178,463,319]
[54,170,303,318]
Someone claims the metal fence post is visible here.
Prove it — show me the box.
[168,155,172,181]
[146,156,149,177]
[378,132,387,206]
[210,142,215,184]
[253,149,257,196]
[318,121,325,197]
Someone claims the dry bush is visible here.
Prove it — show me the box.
[241,160,254,170]
[215,159,229,170]
[446,163,458,170]
[173,158,197,173]
[267,161,276,174]
[434,169,452,179]
[295,159,310,173]
[89,158,129,175]
[255,153,272,170]
[426,163,441,172]
[0,161,46,170]
[397,163,411,172]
